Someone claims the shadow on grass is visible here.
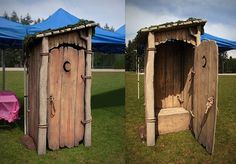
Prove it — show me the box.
[1,88,125,131]
[92,88,125,109]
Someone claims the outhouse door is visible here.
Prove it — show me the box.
[193,41,218,154]
[47,46,85,150]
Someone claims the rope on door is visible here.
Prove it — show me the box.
[197,96,214,140]
[48,95,56,118]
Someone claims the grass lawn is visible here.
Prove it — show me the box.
[0,71,125,163]
[125,72,236,163]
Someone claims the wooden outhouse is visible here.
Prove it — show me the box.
[139,18,218,154]
[24,22,96,154]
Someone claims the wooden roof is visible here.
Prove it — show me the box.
[139,18,206,34]
[35,22,97,38]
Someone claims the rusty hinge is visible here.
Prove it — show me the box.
[145,117,156,123]
[40,52,49,56]
[81,75,92,81]
[146,48,156,52]
[86,50,93,54]
[38,124,48,128]
[81,117,92,125]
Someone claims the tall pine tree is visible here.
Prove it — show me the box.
[10,11,19,22]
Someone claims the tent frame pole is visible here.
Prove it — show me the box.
[137,56,140,99]
[1,49,5,90]
[23,56,28,135]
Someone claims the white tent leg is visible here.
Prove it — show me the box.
[24,62,28,135]
[1,49,5,90]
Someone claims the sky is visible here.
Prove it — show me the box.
[0,0,236,57]
[0,0,125,30]
[126,0,236,57]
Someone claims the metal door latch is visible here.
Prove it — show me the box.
[48,95,54,102]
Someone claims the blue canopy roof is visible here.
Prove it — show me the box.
[0,17,27,48]
[27,8,80,34]
[27,8,125,53]
[116,25,125,36]
[0,8,125,53]
[92,26,125,53]
[201,33,236,52]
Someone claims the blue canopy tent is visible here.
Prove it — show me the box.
[27,8,125,53]
[0,17,27,90]
[201,33,236,52]
[92,27,125,53]
[0,8,125,90]
[0,17,27,48]
[27,8,80,35]
[116,25,125,36]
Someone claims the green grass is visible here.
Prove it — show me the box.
[0,71,125,163]
[1,71,236,163]
[125,72,236,163]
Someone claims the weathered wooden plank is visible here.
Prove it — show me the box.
[48,31,86,50]
[173,44,181,107]
[37,37,49,155]
[160,48,166,108]
[165,44,174,108]
[154,46,161,109]
[183,45,194,111]
[66,47,77,148]
[155,29,196,46]
[145,32,156,146]
[193,41,218,154]
[155,45,166,109]
[47,47,63,150]
[206,41,218,154]
[35,44,41,146]
[198,43,209,146]
[60,47,70,147]
[28,51,33,140]
[74,49,85,146]
[31,50,36,142]
[28,45,41,147]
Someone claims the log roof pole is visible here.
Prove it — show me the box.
[145,32,156,146]
[84,28,92,147]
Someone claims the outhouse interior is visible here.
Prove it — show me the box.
[154,40,194,134]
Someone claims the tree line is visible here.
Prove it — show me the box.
[125,37,144,72]
[3,11,44,25]
[2,10,115,30]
